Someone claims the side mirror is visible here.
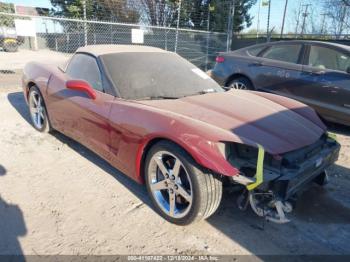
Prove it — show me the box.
[346,66,350,74]
[66,80,96,100]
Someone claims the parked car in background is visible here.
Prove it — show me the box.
[210,40,350,126]
[0,26,24,52]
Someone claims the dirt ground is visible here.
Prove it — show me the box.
[0,49,69,71]
[0,49,69,90]
[0,83,350,256]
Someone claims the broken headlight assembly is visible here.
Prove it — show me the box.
[219,133,340,224]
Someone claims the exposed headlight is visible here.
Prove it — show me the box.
[217,142,227,158]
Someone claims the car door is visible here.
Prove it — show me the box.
[298,44,350,124]
[252,44,304,94]
[47,53,114,160]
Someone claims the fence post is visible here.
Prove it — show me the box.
[83,0,88,46]
[174,0,182,53]
[205,4,211,71]
[165,29,168,51]
[55,35,58,51]
[66,33,69,53]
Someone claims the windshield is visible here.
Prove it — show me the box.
[101,52,223,100]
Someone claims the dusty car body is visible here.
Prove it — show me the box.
[210,40,350,126]
[22,45,340,224]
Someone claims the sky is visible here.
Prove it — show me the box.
[247,0,323,34]
[2,0,324,34]
[2,0,51,8]
[249,0,300,33]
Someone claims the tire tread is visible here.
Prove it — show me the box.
[145,140,222,225]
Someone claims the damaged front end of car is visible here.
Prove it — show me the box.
[223,133,340,224]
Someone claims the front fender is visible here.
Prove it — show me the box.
[135,132,240,183]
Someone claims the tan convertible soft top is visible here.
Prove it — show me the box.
[76,44,168,57]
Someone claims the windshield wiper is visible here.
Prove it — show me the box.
[183,89,217,97]
[198,88,216,94]
[135,96,179,100]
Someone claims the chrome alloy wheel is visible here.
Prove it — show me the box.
[29,90,45,130]
[148,151,193,219]
[230,81,247,90]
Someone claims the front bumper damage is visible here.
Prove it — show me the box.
[228,133,340,223]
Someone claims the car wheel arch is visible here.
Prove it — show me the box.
[26,81,37,100]
[137,137,206,184]
[225,74,255,89]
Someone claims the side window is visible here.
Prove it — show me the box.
[262,45,302,64]
[66,54,103,92]
[247,46,266,56]
[308,45,350,72]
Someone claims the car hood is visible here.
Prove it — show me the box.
[139,90,326,154]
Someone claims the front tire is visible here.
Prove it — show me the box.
[28,86,51,133]
[145,141,222,225]
[227,76,254,90]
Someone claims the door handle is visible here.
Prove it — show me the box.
[302,71,325,76]
[310,70,325,76]
[250,61,263,67]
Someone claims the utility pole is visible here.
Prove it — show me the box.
[280,0,288,39]
[256,0,262,39]
[205,4,212,71]
[266,0,271,42]
[300,4,310,37]
[174,0,182,53]
[226,0,235,51]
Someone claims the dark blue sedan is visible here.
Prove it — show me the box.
[210,40,350,126]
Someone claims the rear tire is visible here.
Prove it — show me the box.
[145,141,222,225]
[28,86,51,133]
[314,170,329,186]
[227,76,254,90]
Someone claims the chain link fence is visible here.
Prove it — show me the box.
[0,0,234,88]
[5,0,350,89]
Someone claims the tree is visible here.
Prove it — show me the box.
[232,0,257,32]
[140,0,177,26]
[322,0,349,38]
[170,0,256,33]
[50,0,139,23]
[49,0,256,34]
[342,0,350,6]
[0,2,15,27]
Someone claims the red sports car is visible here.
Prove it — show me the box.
[22,45,340,225]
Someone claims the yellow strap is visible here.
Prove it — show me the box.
[327,132,337,141]
[4,38,17,44]
[247,144,265,191]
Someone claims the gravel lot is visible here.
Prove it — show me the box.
[0,83,350,256]
[0,49,69,71]
[0,49,69,90]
